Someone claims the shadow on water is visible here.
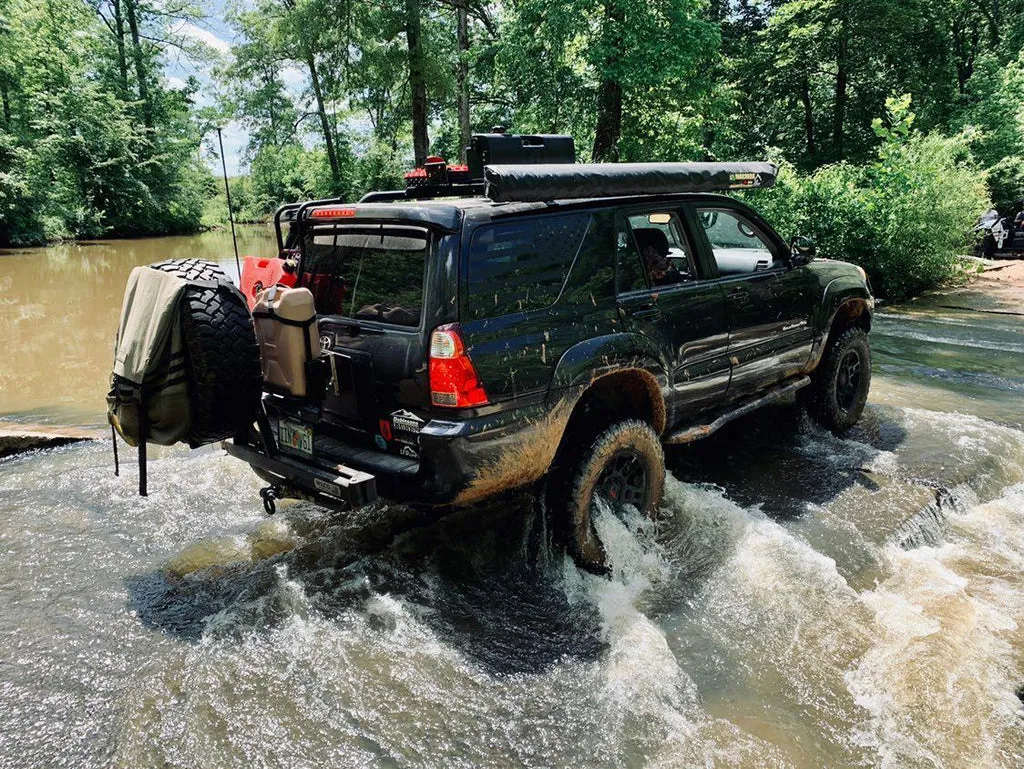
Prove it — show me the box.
[127,402,907,672]
[126,491,605,675]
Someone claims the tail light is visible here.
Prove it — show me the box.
[429,324,488,408]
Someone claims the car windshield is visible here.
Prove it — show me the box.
[301,225,428,327]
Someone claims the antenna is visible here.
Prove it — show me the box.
[216,126,241,280]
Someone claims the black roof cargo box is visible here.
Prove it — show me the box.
[467,134,576,179]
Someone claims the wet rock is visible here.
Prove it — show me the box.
[0,422,101,458]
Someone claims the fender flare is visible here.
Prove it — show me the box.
[549,333,669,434]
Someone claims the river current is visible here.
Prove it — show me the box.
[1,232,1023,768]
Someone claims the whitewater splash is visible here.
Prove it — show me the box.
[2,404,1024,768]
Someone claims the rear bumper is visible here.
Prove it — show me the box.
[223,439,378,509]
[227,393,573,509]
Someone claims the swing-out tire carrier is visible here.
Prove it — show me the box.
[223,439,378,510]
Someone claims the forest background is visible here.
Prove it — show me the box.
[2,0,1023,297]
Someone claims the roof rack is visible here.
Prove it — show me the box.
[356,132,578,203]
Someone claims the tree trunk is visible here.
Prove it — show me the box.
[305,52,342,186]
[800,77,815,159]
[124,0,151,127]
[831,12,848,158]
[457,0,471,162]
[1,82,9,127]
[592,0,624,162]
[406,0,429,166]
[112,0,129,95]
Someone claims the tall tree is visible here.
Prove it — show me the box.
[405,0,429,165]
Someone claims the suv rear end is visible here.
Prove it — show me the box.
[228,199,604,510]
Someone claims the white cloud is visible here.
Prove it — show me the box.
[173,21,231,55]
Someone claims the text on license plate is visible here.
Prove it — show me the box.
[279,420,313,456]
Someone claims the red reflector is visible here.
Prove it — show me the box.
[429,324,488,408]
[448,164,469,172]
[311,207,356,218]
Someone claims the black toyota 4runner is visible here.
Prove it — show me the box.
[227,133,873,568]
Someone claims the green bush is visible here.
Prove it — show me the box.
[748,96,990,300]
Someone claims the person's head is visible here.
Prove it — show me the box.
[634,229,671,278]
[641,244,670,278]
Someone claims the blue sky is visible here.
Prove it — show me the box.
[162,1,253,176]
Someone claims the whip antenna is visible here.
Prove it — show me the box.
[216,126,241,280]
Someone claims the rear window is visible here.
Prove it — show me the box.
[466,213,591,319]
[302,225,427,327]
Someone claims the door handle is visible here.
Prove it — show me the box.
[631,302,661,320]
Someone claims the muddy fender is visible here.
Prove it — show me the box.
[549,333,667,392]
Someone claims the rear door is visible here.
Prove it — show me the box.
[299,222,458,457]
[615,206,731,423]
[687,203,817,400]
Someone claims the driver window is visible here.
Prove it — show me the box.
[696,208,778,276]
[625,211,695,288]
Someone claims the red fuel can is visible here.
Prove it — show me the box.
[240,256,297,310]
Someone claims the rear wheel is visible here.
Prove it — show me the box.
[807,326,871,435]
[554,419,665,571]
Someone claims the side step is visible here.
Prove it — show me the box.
[664,376,811,445]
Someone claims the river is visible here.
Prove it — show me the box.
[1,231,1023,768]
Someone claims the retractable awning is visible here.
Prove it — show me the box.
[484,162,778,203]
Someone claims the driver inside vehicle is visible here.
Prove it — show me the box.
[634,228,683,287]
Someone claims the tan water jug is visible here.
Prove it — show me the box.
[251,285,321,398]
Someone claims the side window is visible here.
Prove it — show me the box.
[617,210,695,293]
[696,208,779,276]
[616,221,648,293]
[467,213,591,319]
[561,210,616,306]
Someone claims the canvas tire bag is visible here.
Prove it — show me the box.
[107,267,199,494]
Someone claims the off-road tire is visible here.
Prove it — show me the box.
[554,419,665,572]
[149,259,262,446]
[807,326,871,436]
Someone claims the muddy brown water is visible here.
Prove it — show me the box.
[2,232,1024,768]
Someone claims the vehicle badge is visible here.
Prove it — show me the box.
[378,419,392,441]
[320,333,334,351]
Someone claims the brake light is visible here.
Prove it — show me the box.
[311,207,356,218]
[429,324,488,408]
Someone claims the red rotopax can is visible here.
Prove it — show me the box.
[240,256,297,310]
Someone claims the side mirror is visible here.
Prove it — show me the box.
[790,235,816,266]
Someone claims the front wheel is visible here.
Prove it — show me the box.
[807,327,871,435]
[554,419,665,571]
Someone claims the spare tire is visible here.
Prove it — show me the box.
[149,259,262,446]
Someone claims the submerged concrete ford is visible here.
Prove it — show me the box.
[226,133,873,569]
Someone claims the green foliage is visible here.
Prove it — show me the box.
[0,0,213,246]
[493,0,718,161]
[749,97,990,299]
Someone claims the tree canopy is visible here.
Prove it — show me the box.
[2,0,1023,250]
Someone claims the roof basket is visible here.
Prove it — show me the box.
[396,133,577,200]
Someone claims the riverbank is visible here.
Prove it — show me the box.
[933,257,1024,316]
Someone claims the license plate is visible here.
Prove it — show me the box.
[279,420,313,456]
